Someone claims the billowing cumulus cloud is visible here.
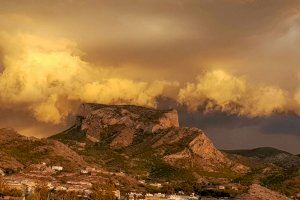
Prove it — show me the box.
[0,32,295,124]
[178,70,287,117]
[0,33,174,123]
[293,72,300,114]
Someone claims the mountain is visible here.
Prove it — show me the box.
[1,104,297,198]
[225,147,300,198]
[236,184,291,200]
[0,128,86,174]
[224,147,300,169]
[51,103,248,182]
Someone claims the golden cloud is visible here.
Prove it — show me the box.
[178,70,287,116]
[0,32,296,125]
[0,32,174,123]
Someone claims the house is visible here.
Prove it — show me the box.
[149,183,162,188]
[0,169,5,176]
[128,192,143,200]
[153,193,165,198]
[55,186,67,191]
[86,167,96,172]
[169,194,198,200]
[231,185,238,191]
[145,193,153,197]
[218,185,225,190]
[168,195,186,200]
[47,182,54,190]
[116,171,125,176]
[113,190,121,199]
[78,142,86,147]
[80,169,89,174]
[51,166,63,171]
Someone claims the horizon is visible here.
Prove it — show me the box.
[1,102,299,155]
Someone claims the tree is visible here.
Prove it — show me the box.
[54,190,79,200]
[0,177,23,197]
[32,185,50,200]
[90,183,116,200]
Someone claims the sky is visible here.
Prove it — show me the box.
[0,0,299,153]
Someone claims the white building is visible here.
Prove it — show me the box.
[128,192,143,200]
[218,185,225,190]
[52,166,63,171]
[55,186,67,191]
[149,183,162,188]
[154,193,165,198]
[0,169,5,176]
[80,169,89,174]
[114,190,121,199]
[47,182,54,190]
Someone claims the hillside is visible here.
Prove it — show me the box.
[224,147,300,169]
[0,128,86,174]
[236,184,291,200]
[225,147,300,198]
[51,103,248,182]
[1,105,297,199]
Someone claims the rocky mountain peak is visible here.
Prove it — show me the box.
[77,103,179,142]
[51,103,247,173]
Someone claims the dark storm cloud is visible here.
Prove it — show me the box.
[157,96,300,153]
[179,110,300,154]
[1,0,299,81]
[0,107,68,137]
[260,115,300,136]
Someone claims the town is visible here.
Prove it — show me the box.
[0,162,243,200]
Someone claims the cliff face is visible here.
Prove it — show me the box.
[78,103,179,143]
[53,103,248,177]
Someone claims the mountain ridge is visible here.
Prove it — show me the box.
[1,104,299,198]
[51,103,248,178]
[224,147,300,169]
[0,128,86,173]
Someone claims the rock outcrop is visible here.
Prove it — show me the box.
[78,103,179,143]
[55,103,247,173]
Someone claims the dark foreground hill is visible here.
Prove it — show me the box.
[224,147,300,169]
[0,128,86,173]
[51,103,248,182]
[225,147,300,198]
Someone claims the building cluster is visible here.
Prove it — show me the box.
[1,162,243,200]
[127,192,199,200]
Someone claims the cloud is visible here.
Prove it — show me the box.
[0,32,174,124]
[75,79,173,107]
[178,70,287,117]
[0,31,292,125]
